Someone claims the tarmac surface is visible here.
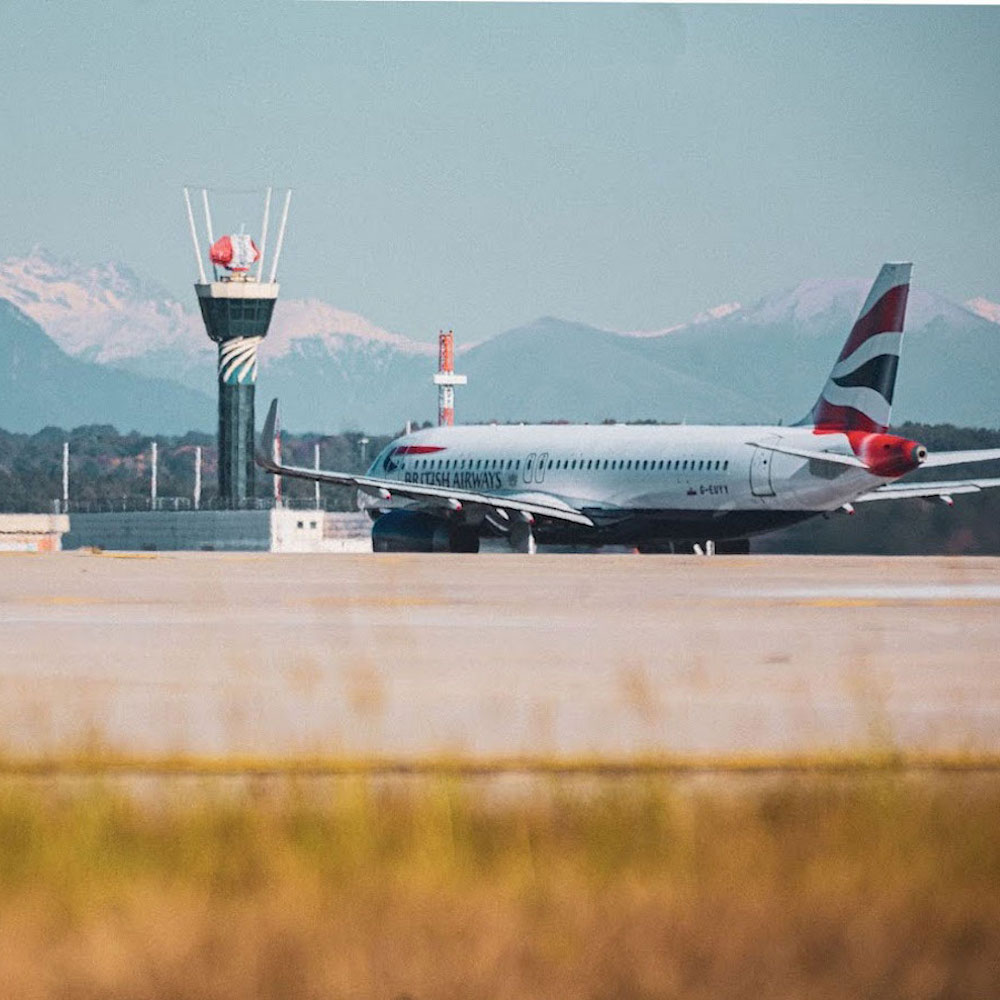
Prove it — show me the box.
[1,551,998,759]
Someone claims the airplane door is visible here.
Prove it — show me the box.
[523,453,536,485]
[750,439,777,497]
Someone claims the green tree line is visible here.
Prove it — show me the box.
[0,424,399,512]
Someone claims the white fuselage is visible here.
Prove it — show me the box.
[366,422,893,544]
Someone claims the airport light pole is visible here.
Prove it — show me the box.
[314,443,321,510]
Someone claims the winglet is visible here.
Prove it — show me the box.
[255,398,280,472]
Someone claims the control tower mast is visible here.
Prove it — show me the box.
[183,186,291,505]
[433,329,467,426]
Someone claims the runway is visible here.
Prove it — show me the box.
[1,551,998,760]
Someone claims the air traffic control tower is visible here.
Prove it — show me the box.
[183,187,291,505]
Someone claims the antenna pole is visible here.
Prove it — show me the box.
[201,188,216,244]
[257,186,272,283]
[201,188,217,280]
[268,189,292,283]
[194,446,202,510]
[183,188,208,283]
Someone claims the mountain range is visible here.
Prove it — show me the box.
[1,249,998,434]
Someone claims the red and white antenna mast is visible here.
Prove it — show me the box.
[433,329,467,426]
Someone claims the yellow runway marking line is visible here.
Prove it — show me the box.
[2,751,999,778]
[13,595,107,606]
[95,552,160,560]
[801,598,1000,608]
[294,595,444,609]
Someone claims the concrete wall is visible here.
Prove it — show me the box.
[61,510,372,552]
[0,514,70,552]
[272,511,372,552]
[64,511,272,552]
[271,509,324,552]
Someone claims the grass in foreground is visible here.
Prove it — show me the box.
[0,772,997,999]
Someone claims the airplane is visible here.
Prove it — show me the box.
[255,262,1000,554]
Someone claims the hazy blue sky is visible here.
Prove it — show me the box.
[3,2,999,342]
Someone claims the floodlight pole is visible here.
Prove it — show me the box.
[314,443,321,510]
[151,441,158,509]
[62,442,69,512]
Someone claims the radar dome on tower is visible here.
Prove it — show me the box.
[209,233,260,273]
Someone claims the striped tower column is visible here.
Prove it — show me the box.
[196,282,278,506]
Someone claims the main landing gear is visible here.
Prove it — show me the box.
[508,514,537,554]
[637,539,751,555]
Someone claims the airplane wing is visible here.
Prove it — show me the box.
[254,399,595,528]
[853,478,1000,503]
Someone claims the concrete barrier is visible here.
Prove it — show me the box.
[0,514,70,552]
[61,510,372,552]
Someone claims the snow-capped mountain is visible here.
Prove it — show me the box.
[621,302,742,338]
[966,297,1000,325]
[635,277,1000,428]
[1,250,998,433]
[0,299,213,434]
[0,250,202,365]
[0,249,430,369]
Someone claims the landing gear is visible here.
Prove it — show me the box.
[448,522,480,553]
[714,539,751,555]
[637,541,675,554]
[636,538,751,555]
[508,517,537,554]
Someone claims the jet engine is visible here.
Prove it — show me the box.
[371,510,480,553]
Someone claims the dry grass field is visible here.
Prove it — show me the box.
[0,769,997,1000]
[3,553,999,995]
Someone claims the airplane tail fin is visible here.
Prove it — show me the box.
[798,262,912,432]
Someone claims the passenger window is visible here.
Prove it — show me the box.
[723,460,729,471]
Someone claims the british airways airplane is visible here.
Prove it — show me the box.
[256,263,1000,553]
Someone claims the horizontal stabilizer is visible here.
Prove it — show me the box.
[747,441,868,469]
[921,448,1000,469]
